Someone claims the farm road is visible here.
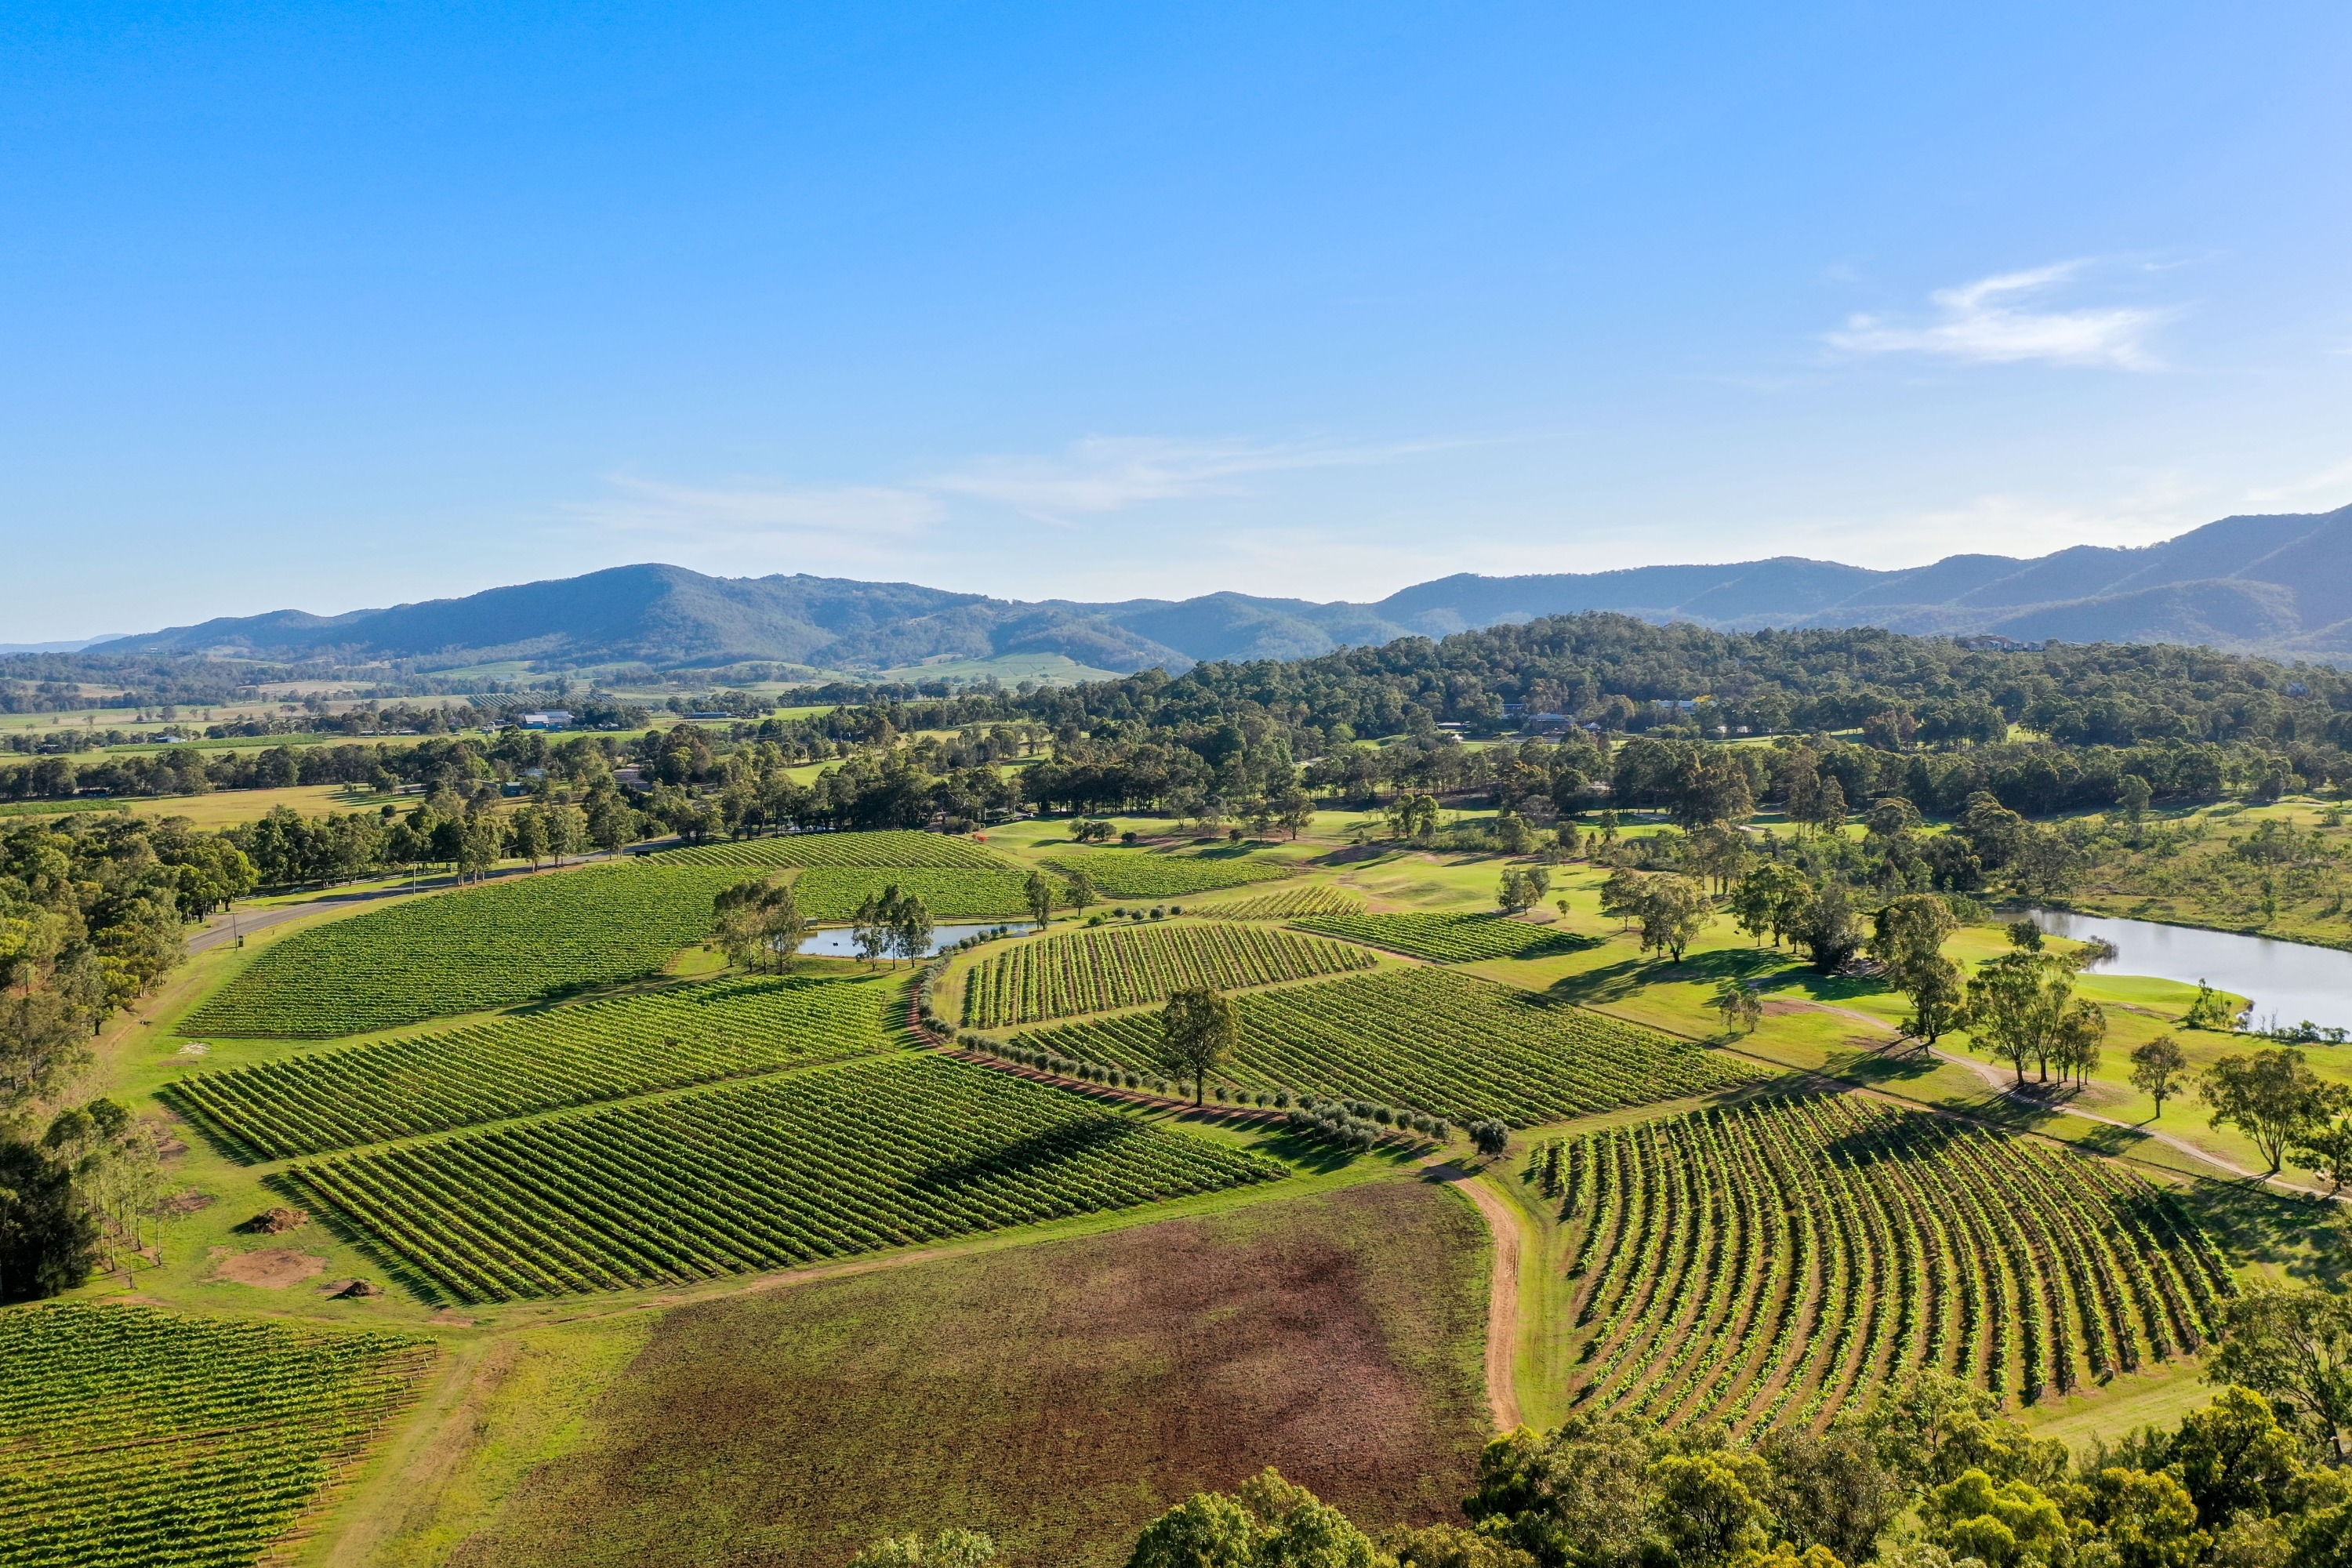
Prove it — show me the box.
[1428,1162,1524,1432]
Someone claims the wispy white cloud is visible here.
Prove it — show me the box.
[927,434,1436,518]
[572,474,946,539]
[1782,480,2198,568]
[2243,456,2352,509]
[1827,261,2174,370]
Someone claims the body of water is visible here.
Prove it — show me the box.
[2024,907,2352,1033]
[794,921,1018,959]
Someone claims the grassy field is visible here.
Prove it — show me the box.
[0,781,390,828]
[391,1178,1489,1568]
[2065,796,2352,949]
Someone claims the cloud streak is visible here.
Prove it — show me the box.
[928,434,1437,517]
[569,433,1453,554]
[1827,262,2173,370]
[569,475,946,540]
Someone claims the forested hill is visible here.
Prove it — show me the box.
[87,499,2352,673]
[1011,613,2352,756]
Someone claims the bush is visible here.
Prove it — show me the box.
[1287,1104,1383,1150]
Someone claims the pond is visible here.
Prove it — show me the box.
[2024,907,2352,1034]
[793,921,1022,959]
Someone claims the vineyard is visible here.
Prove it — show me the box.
[273,1054,1287,1303]
[1040,851,1290,898]
[1292,910,1595,962]
[646,829,1013,870]
[182,864,746,1037]
[165,972,900,1160]
[0,1303,436,1568]
[1196,884,1366,920]
[1528,1094,2232,1429]
[1012,967,1753,1126]
[792,867,1044,922]
[958,921,1377,1028]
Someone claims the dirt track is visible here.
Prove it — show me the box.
[1429,1163,1524,1431]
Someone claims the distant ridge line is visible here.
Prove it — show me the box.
[84,499,2352,673]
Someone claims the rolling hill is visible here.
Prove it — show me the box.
[97,500,2352,673]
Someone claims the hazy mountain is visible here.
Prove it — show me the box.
[96,500,2352,673]
[0,636,129,654]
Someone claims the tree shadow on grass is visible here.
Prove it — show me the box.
[1814,1043,1947,1091]
[2175,1173,2345,1285]
[1540,946,1778,1004]
[1518,931,1602,959]
[1311,844,1400,866]
[1249,1130,1374,1174]
[1776,970,1895,1004]
[1541,955,1668,1005]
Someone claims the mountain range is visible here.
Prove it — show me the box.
[94,500,2352,675]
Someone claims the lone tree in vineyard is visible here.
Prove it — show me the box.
[1024,871,1055,931]
[1159,986,1238,1106]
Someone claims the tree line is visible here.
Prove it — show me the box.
[2,815,253,1300]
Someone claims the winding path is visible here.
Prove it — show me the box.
[1428,1161,1525,1432]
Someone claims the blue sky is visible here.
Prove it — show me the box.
[5,2,2350,640]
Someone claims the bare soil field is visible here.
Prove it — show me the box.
[203,1246,328,1288]
[442,1177,1490,1568]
